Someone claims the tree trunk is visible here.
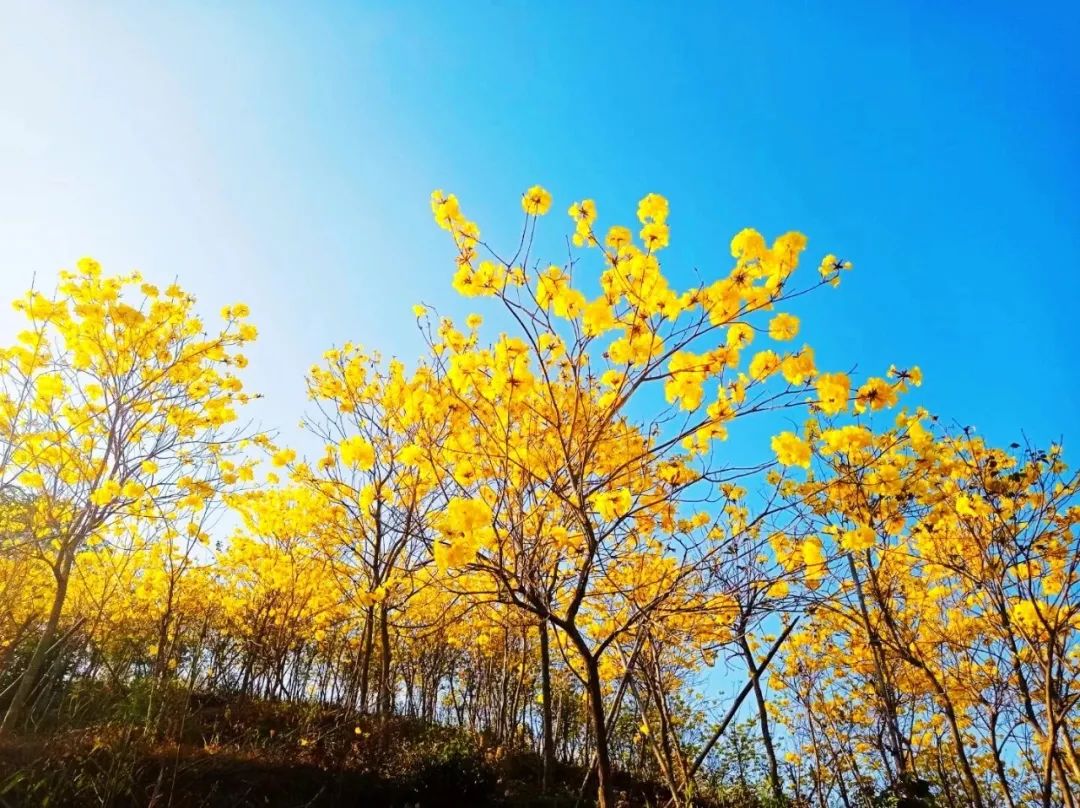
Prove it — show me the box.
[358,605,375,713]
[987,710,1018,808]
[2,563,70,732]
[738,633,783,803]
[847,553,907,779]
[569,629,613,808]
[377,603,392,715]
[539,620,556,792]
[684,618,799,785]
[935,691,985,808]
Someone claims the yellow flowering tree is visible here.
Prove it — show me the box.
[772,408,1080,807]
[422,184,857,806]
[0,260,256,731]
[298,345,445,715]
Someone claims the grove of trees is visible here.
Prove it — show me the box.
[1,188,1076,808]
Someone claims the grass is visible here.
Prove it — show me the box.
[0,698,692,807]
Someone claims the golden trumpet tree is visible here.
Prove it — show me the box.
[0,260,256,730]
[772,408,1080,807]
[419,184,856,806]
[219,484,349,701]
[297,345,447,715]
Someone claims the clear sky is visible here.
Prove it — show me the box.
[1,1,1077,453]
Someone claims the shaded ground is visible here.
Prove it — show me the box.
[0,700,681,807]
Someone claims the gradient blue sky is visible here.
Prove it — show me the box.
[2,1,1077,455]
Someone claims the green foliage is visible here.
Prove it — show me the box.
[700,719,778,808]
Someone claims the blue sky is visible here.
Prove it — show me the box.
[1,1,1077,453]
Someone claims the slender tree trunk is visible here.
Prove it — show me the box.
[358,605,375,713]
[738,633,783,803]
[804,707,830,808]
[935,749,959,808]
[539,620,555,791]
[685,618,799,784]
[377,604,392,716]
[2,562,70,732]
[1059,721,1080,791]
[628,674,682,805]
[569,629,613,808]
[239,648,255,698]
[998,612,1073,801]
[847,553,907,779]
[1044,674,1076,808]
[642,648,688,797]
[935,691,985,808]
[988,710,1018,808]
